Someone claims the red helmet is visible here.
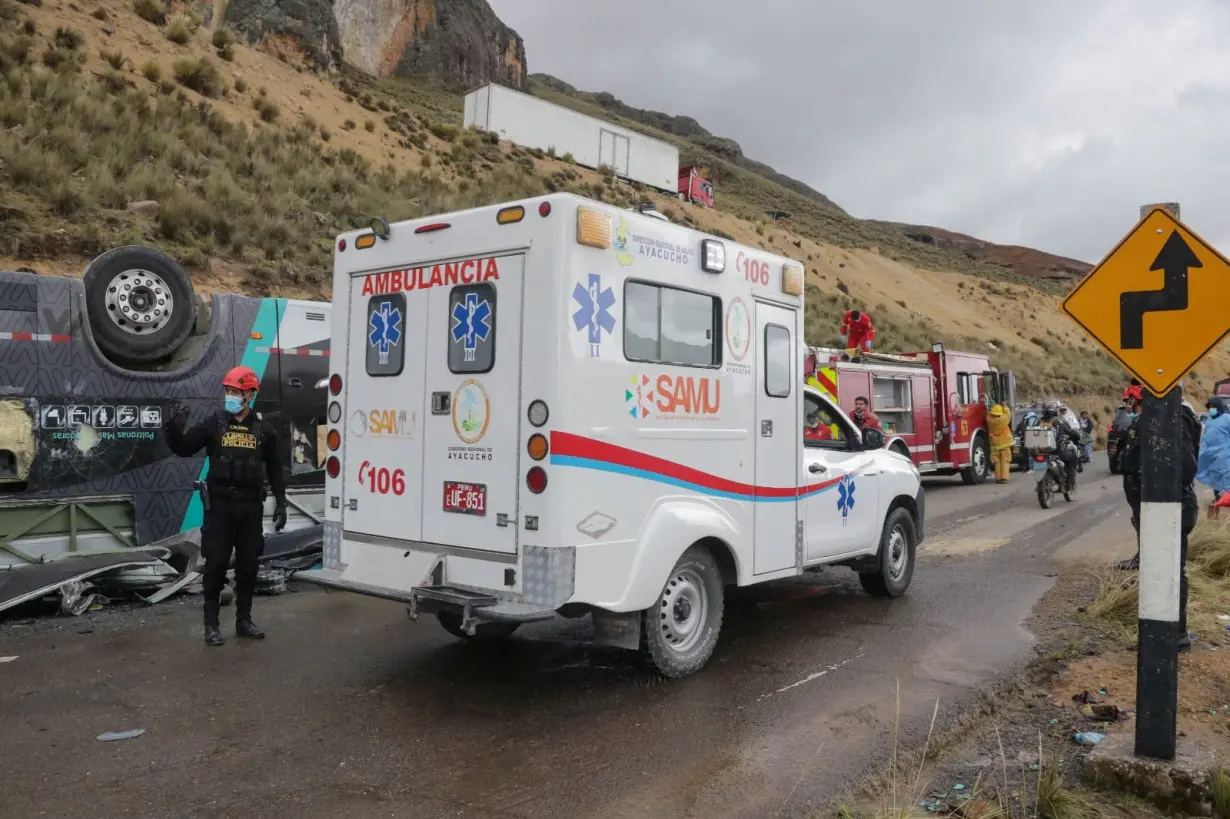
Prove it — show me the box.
[1123,384,1144,402]
[223,365,260,392]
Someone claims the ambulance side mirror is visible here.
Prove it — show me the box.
[861,429,885,450]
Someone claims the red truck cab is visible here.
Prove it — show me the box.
[678,166,715,208]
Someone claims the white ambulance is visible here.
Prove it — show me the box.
[301,194,925,679]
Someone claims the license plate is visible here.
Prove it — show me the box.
[443,481,487,516]
[1031,460,1048,471]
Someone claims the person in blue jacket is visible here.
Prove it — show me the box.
[1197,396,1230,505]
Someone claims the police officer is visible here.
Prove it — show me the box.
[1115,382,1200,650]
[169,366,288,646]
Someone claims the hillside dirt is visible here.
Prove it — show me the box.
[7,0,1230,403]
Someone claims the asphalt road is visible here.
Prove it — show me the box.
[0,463,1131,819]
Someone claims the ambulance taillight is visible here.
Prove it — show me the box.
[326,457,340,478]
[526,467,548,494]
[329,374,343,395]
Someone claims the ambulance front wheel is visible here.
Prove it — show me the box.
[436,611,520,643]
[641,545,725,679]
[859,507,917,598]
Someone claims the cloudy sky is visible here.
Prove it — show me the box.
[487,0,1230,263]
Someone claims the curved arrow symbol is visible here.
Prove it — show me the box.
[1119,230,1201,350]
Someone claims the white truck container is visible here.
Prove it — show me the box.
[463,83,679,193]
[300,194,925,679]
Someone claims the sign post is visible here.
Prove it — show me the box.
[1062,203,1230,761]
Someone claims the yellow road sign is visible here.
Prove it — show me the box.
[1061,207,1230,397]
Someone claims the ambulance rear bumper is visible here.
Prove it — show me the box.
[297,568,558,623]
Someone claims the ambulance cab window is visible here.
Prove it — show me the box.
[366,293,407,377]
[804,392,849,448]
[448,283,496,374]
[764,324,791,397]
[624,280,720,368]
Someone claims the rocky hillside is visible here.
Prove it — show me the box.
[2,0,1226,408]
[531,74,1092,282]
[222,0,526,88]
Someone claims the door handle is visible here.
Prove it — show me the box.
[808,463,827,474]
[287,377,302,388]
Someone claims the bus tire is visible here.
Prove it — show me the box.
[859,507,917,598]
[641,544,724,679]
[82,246,197,367]
[961,434,990,485]
[436,611,520,643]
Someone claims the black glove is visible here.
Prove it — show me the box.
[272,501,287,532]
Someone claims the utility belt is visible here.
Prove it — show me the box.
[199,480,267,506]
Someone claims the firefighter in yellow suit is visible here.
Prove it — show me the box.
[987,403,1014,484]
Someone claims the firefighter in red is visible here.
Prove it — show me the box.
[840,310,876,352]
[852,396,883,432]
[804,403,835,441]
[169,366,287,647]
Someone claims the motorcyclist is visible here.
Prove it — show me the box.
[168,365,288,647]
[1040,401,1081,490]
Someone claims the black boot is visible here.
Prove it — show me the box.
[1178,633,1192,652]
[236,617,265,639]
[204,624,225,647]
[1115,553,1140,571]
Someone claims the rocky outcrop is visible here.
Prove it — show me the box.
[223,0,344,71]
[334,0,526,88]
[901,225,1091,280]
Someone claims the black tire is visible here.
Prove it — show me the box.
[1108,453,1120,475]
[82,246,196,367]
[961,434,990,485]
[859,507,917,597]
[436,611,520,643]
[641,545,725,679]
[1037,475,1054,509]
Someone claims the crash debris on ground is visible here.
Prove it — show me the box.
[0,525,323,622]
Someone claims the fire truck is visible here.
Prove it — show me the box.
[803,344,1015,485]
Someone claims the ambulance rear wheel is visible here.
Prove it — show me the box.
[641,545,724,679]
[436,611,520,643]
[961,435,990,485]
[860,507,916,598]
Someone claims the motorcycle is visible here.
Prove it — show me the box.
[1023,425,1076,509]
[1032,448,1075,508]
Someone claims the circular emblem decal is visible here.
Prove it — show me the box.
[452,379,491,445]
[725,297,751,361]
[349,409,367,437]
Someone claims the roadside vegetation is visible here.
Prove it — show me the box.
[0,0,1183,397]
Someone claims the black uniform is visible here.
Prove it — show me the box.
[168,406,286,632]
[1118,404,1200,637]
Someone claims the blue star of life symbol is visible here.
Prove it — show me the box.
[450,293,492,362]
[571,273,616,358]
[368,300,402,365]
[837,474,856,525]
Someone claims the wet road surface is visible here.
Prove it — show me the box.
[0,466,1129,818]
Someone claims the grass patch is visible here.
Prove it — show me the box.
[171,55,222,98]
[0,54,546,288]
[1211,768,1230,818]
[100,48,127,71]
[132,0,164,25]
[165,14,196,45]
[1084,520,1230,645]
[253,96,279,122]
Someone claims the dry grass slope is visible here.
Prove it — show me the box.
[1,0,1228,400]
